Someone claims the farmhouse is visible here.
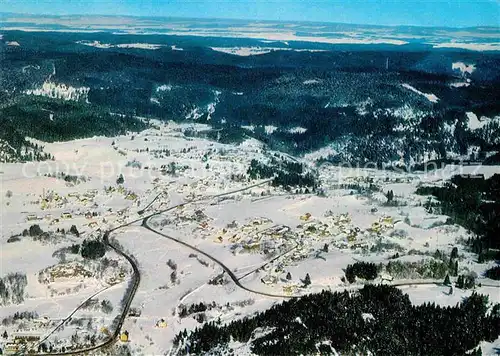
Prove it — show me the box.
[156,319,168,328]
[5,343,20,354]
[120,330,129,342]
[13,333,41,344]
[61,212,72,219]
[26,214,38,221]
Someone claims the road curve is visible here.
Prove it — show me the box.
[20,178,500,355]
[104,238,141,344]
[143,218,296,299]
[36,283,119,347]
[17,237,141,356]
[19,180,273,355]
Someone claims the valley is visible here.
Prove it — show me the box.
[0,120,499,355]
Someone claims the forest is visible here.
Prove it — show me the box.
[416,174,500,253]
[80,239,107,260]
[0,96,148,162]
[0,273,28,306]
[247,157,319,191]
[2,30,500,164]
[344,262,379,283]
[173,284,499,355]
[1,96,148,142]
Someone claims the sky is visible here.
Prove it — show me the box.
[1,0,499,27]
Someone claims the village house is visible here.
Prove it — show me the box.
[5,342,20,354]
[156,319,168,328]
[33,316,51,326]
[13,333,41,344]
[260,274,278,285]
[120,330,129,342]
[26,214,38,221]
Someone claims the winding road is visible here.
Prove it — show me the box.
[20,180,272,355]
[20,178,500,355]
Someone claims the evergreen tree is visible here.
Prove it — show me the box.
[443,274,451,285]
[116,174,124,185]
[470,347,482,356]
[81,239,106,259]
[69,225,80,237]
[448,258,455,273]
[29,224,43,236]
[303,273,311,286]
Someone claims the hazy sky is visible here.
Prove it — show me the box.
[2,0,499,27]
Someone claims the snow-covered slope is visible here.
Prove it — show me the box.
[401,84,439,103]
[25,81,90,102]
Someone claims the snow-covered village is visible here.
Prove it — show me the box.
[1,117,499,355]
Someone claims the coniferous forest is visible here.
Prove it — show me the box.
[2,30,500,164]
[416,174,500,254]
[173,285,499,355]
[247,158,319,191]
[0,96,148,162]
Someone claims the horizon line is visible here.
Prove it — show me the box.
[1,11,499,30]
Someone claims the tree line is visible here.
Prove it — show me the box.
[416,174,500,255]
[173,284,499,355]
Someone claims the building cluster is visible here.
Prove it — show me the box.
[3,333,41,355]
[39,188,100,211]
[160,206,398,292]
[25,188,101,224]
[66,189,100,206]
[38,262,93,284]
[104,185,138,201]
[250,212,398,289]
[296,212,396,248]
[23,183,140,231]
[319,170,413,193]
[26,211,73,225]
[174,173,249,199]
